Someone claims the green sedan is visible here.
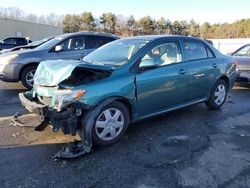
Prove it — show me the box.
[19,35,236,158]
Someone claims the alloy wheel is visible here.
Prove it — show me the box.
[25,70,35,87]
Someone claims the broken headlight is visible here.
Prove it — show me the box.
[54,90,86,111]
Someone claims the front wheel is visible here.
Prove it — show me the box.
[20,65,37,89]
[92,101,129,146]
[206,79,228,110]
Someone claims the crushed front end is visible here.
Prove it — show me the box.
[18,60,112,158]
[19,89,91,136]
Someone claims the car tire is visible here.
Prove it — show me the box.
[20,65,37,89]
[91,101,130,147]
[206,79,228,110]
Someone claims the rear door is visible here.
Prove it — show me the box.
[182,40,220,101]
[135,40,188,117]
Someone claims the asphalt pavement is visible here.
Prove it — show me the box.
[0,80,250,188]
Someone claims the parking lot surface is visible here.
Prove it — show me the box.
[0,80,250,187]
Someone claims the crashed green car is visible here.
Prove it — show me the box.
[19,35,236,158]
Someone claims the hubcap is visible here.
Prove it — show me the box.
[95,108,124,141]
[25,70,35,87]
[214,84,226,105]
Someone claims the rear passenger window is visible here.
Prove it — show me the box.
[85,36,115,49]
[104,37,116,43]
[183,41,208,61]
[17,38,27,45]
[59,36,86,51]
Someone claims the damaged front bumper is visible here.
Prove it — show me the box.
[19,91,92,136]
[19,91,94,159]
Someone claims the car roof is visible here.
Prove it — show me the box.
[2,37,27,40]
[123,35,205,41]
[58,31,119,39]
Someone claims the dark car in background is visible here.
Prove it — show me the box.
[0,31,119,89]
[0,36,54,54]
[231,44,250,84]
[0,37,32,50]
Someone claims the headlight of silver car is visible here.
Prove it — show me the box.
[0,54,18,64]
[54,90,86,111]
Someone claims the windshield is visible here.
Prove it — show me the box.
[233,45,250,56]
[29,37,53,47]
[36,36,64,50]
[83,39,150,67]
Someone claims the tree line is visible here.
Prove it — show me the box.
[1,7,249,39]
[62,12,250,39]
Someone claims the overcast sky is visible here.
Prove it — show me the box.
[1,0,249,24]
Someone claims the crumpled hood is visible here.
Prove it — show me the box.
[34,59,112,86]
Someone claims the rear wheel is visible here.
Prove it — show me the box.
[20,65,37,89]
[206,79,228,110]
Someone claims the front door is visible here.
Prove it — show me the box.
[135,41,188,118]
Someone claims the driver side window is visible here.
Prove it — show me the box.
[58,36,86,51]
[140,42,181,68]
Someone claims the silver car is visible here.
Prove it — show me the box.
[0,31,118,89]
[231,44,250,84]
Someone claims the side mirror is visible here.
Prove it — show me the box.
[55,45,63,52]
[139,59,157,70]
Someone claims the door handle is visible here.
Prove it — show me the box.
[212,63,218,68]
[179,69,187,75]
